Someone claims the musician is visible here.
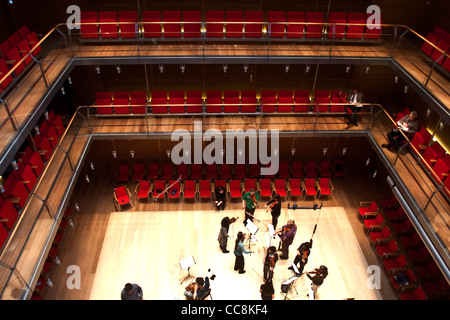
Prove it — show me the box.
[260,279,275,300]
[346,87,363,126]
[184,276,210,300]
[306,265,328,300]
[263,246,278,281]
[265,193,281,229]
[277,220,297,260]
[289,240,312,275]
[214,186,226,210]
[233,231,253,274]
[217,216,238,253]
[242,188,259,223]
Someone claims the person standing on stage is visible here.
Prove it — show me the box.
[214,186,226,210]
[217,216,238,253]
[242,188,259,223]
[307,265,328,300]
[265,193,281,229]
[121,283,143,300]
[263,246,278,281]
[277,220,297,260]
[260,279,275,300]
[233,231,253,274]
[290,240,312,274]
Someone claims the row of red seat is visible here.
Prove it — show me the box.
[95,90,349,115]
[0,111,65,253]
[420,26,450,73]
[360,198,450,299]
[80,11,382,40]
[116,160,345,183]
[0,25,41,94]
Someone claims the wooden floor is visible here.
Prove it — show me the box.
[40,171,398,300]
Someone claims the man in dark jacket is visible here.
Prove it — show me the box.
[382,111,419,149]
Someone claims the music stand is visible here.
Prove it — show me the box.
[281,275,299,300]
[244,219,259,254]
[179,256,196,285]
[288,259,301,276]
[267,223,275,246]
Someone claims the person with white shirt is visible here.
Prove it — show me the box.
[346,87,363,126]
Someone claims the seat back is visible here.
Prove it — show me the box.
[183,11,201,38]
[226,11,243,38]
[119,11,138,38]
[163,11,181,38]
[245,11,263,38]
[206,11,224,38]
[143,11,162,38]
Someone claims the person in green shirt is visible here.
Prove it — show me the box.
[242,188,259,223]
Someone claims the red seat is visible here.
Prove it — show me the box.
[51,115,65,138]
[292,161,304,178]
[206,91,223,113]
[163,11,181,38]
[399,232,422,249]
[26,31,41,55]
[206,11,224,38]
[358,201,379,220]
[364,13,382,39]
[40,123,59,149]
[442,55,450,72]
[169,91,185,113]
[18,25,30,39]
[199,180,212,199]
[390,269,416,291]
[380,195,399,210]
[130,91,147,114]
[375,238,398,257]
[303,178,317,199]
[99,11,118,38]
[151,91,168,114]
[12,163,37,193]
[168,180,180,199]
[432,26,447,39]
[0,198,18,231]
[133,164,145,181]
[369,226,391,244]
[259,179,272,197]
[17,39,32,65]
[220,164,232,180]
[96,92,113,115]
[431,158,450,183]
[392,219,414,235]
[6,47,25,75]
[177,163,188,180]
[319,161,331,177]
[245,178,257,193]
[277,90,293,112]
[278,162,290,178]
[268,11,286,38]
[161,164,174,180]
[33,134,53,161]
[224,90,240,113]
[289,178,302,198]
[234,164,247,179]
[135,180,150,200]
[293,90,310,112]
[274,179,287,197]
[113,92,130,114]
[190,164,203,180]
[152,180,165,200]
[261,90,277,113]
[230,180,242,199]
[240,90,257,113]
[383,254,407,274]
[186,91,203,113]
[226,11,243,38]
[306,161,317,178]
[330,90,346,112]
[363,212,384,230]
[117,164,129,182]
[0,40,12,59]
[286,11,305,38]
[183,11,201,38]
[305,12,324,38]
[206,164,217,180]
[114,186,132,210]
[421,33,439,57]
[3,175,30,209]
[148,163,159,180]
[80,11,98,39]
[244,11,263,38]
[119,11,138,38]
[410,131,430,157]
[23,149,45,177]
[415,260,441,281]
[7,32,21,48]
[250,163,260,178]
[317,178,332,198]
[183,180,197,200]
[327,12,347,39]
[424,278,450,299]
[400,286,427,300]
[143,11,162,38]
[430,40,449,64]
[346,13,365,39]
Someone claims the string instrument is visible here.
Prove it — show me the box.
[229,217,239,224]
[185,282,196,293]
[268,254,276,268]
[250,194,258,208]
[266,200,278,213]
[301,248,309,260]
